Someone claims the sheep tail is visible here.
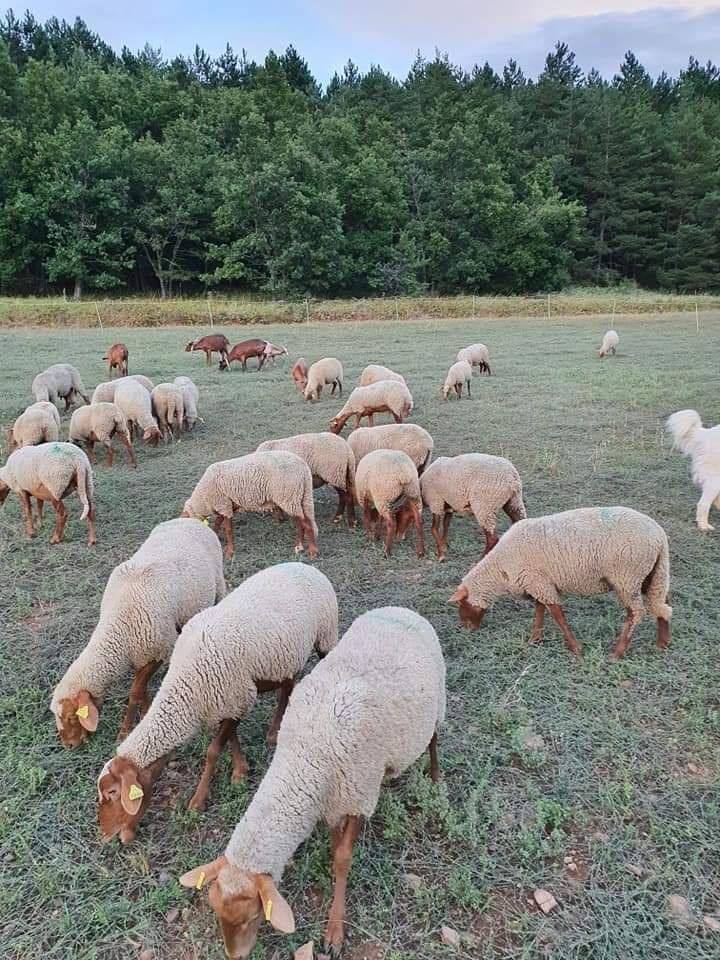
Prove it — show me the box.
[666,409,702,457]
[75,461,92,520]
[643,538,672,621]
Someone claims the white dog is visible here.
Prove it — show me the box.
[666,409,720,530]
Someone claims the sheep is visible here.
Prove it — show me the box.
[68,402,137,468]
[442,360,473,400]
[257,432,356,528]
[304,358,344,401]
[421,453,526,559]
[457,343,491,375]
[5,401,61,450]
[96,563,338,843]
[347,423,434,475]
[182,451,319,559]
[91,375,154,404]
[50,518,225,748]
[173,376,201,430]
[449,506,672,661]
[329,380,414,434]
[151,383,185,440]
[114,379,161,446]
[185,334,230,367]
[103,343,128,378]
[666,409,720,531]
[31,363,90,409]
[219,339,281,372]
[291,358,309,392]
[358,363,406,386]
[0,442,96,545]
[598,329,619,358]
[354,449,424,557]
[178,606,445,959]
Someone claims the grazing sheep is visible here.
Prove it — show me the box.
[329,380,413,434]
[0,442,96,545]
[347,423,434,475]
[178,606,445,959]
[449,506,672,661]
[442,360,473,401]
[32,363,90,409]
[355,449,424,557]
[68,402,137,468]
[666,409,720,531]
[91,375,154,404]
[114,379,161,446]
[5,402,60,450]
[219,339,284,372]
[457,343,491,375]
[182,451,319,559]
[421,453,526,559]
[304,358,344,401]
[291,358,309,392]
[257,432,356,527]
[173,376,201,430]
[151,383,185,439]
[103,343,128,378]
[185,334,230,367]
[97,563,338,843]
[50,518,225,748]
[358,364,406,386]
[598,330,619,358]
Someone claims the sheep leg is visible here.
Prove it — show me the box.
[188,718,236,812]
[205,350,211,366]
[441,510,452,554]
[529,602,546,643]
[455,383,461,400]
[86,499,97,547]
[116,659,162,741]
[83,439,96,464]
[266,679,295,746]
[383,513,397,556]
[427,732,440,781]
[362,501,374,535]
[35,497,44,527]
[467,379,471,398]
[482,527,498,556]
[547,603,582,658]
[344,490,356,528]
[609,608,642,661]
[324,815,362,956]
[49,497,67,544]
[656,617,671,650]
[330,381,337,395]
[222,516,235,559]
[332,488,345,524]
[226,724,249,782]
[20,491,34,538]
[104,442,114,467]
[293,518,306,553]
[430,514,446,560]
[409,500,425,558]
[273,505,286,523]
[120,434,137,468]
[303,518,319,559]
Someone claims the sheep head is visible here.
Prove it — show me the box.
[52,690,100,747]
[143,424,162,446]
[97,755,160,844]
[448,585,487,630]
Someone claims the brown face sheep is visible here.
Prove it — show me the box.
[291,358,309,392]
[185,334,230,367]
[354,449,425,557]
[329,381,413,434]
[103,343,129,378]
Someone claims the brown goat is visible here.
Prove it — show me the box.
[219,339,287,371]
[103,343,128,378]
[291,357,309,392]
[185,334,230,367]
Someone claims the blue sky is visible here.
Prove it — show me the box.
[19,1,720,82]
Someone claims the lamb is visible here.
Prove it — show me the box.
[173,376,201,430]
[91,375,154,404]
[257,432,356,527]
[5,402,61,450]
[354,449,424,557]
[182,451,319,559]
[666,409,720,530]
[0,442,96,545]
[97,563,338,844]
[103,343,129,378]
[178,606,445,959]
[291,357,309,392]
[185,333,230,367]
[358,363,406,386]
[50,518,225,748]
[68,402,137,468]
[31,363,90,409]
[329,380,414,434]
[442,360,473,400]
[598,329,619,358]
[457,343,491,375]
[449,506,672,661]
[151,383,185,439]
[421,453,526,559]
[303,358,343,401]
[113,379,161,445]
[347,423,434,475]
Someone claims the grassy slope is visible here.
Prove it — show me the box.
[0,313,718,960]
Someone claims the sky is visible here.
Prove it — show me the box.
[18,1,720,82]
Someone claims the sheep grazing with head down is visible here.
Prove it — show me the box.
[450,506,672,661]
[442,360,473,401]
[151,383,185,440]
[68,402,137,468]
[5,402,61,450]
[185,334,230,367]
[598,329,619,358]
[50,519,225,748]
[113,379,162,446]
[291,358,309,392]
[178,606,445,960]
[329,380,414,434]
[92,375,154,405]
[32,363,90,409]
[303,358,344,402]
[355,449,424,557]
[96,563,339,844]
[457,343,491,375]
[358,364,406,386]
[182,451,319,559]
[173,376,201,430]
[347,423,434,475]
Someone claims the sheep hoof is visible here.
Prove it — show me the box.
[294,544,304,554]
[332,516,342,524]
[698,522,715,531]
[187,795,207,813]
[307,547,319,559]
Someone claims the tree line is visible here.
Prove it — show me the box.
[1,10,719,298]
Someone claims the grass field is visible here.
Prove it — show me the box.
[1,313,719,960]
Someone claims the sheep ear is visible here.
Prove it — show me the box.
[75,691,99,731]
[179,856,228,890]
[448,585,468,605]
[119,768,144,815]
[255,874,296,933]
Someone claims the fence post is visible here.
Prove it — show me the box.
[305,299,310,323]
[612,298,616,325]
[472,293,476,318]
[696,301,700,335]
[206,295,214,328]
[546,293,550,321]
[95,303,104,333]
[395,297,400,323]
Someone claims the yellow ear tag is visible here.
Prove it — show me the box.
[264,899,273,922]
[195,871,206,890]
[127,784,144,801]
[202,518,210,526]
[75,705,89,719]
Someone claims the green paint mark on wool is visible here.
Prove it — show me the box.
[50,443,74,459]
[598,506,619,524]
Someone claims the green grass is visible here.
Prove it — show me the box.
[1,313,719,960]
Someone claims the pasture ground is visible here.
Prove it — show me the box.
[1,313,718,960]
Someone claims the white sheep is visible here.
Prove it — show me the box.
[96,562,339,843]
[598,329,619,358]
[303,358,344,402]
[329,380,414,434]
[450,506,672,660]
[114,379,161,445]
[68,402,137,468]
[32,363,90,409]
[173,376,201,430]
[0,442,96,544]
[358,364,406,386]
[50,518,225,748]
[421,453,526,559]
[178,606,445,959]
[151,383,185,439]
[257,432,356,527]
[355,449,425,557]
[442,360,473,400]
[182,451,319,559]
[91,375,154,405]
[347,423,434,475]
[5,402,61,450]
[457,343,491,375]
